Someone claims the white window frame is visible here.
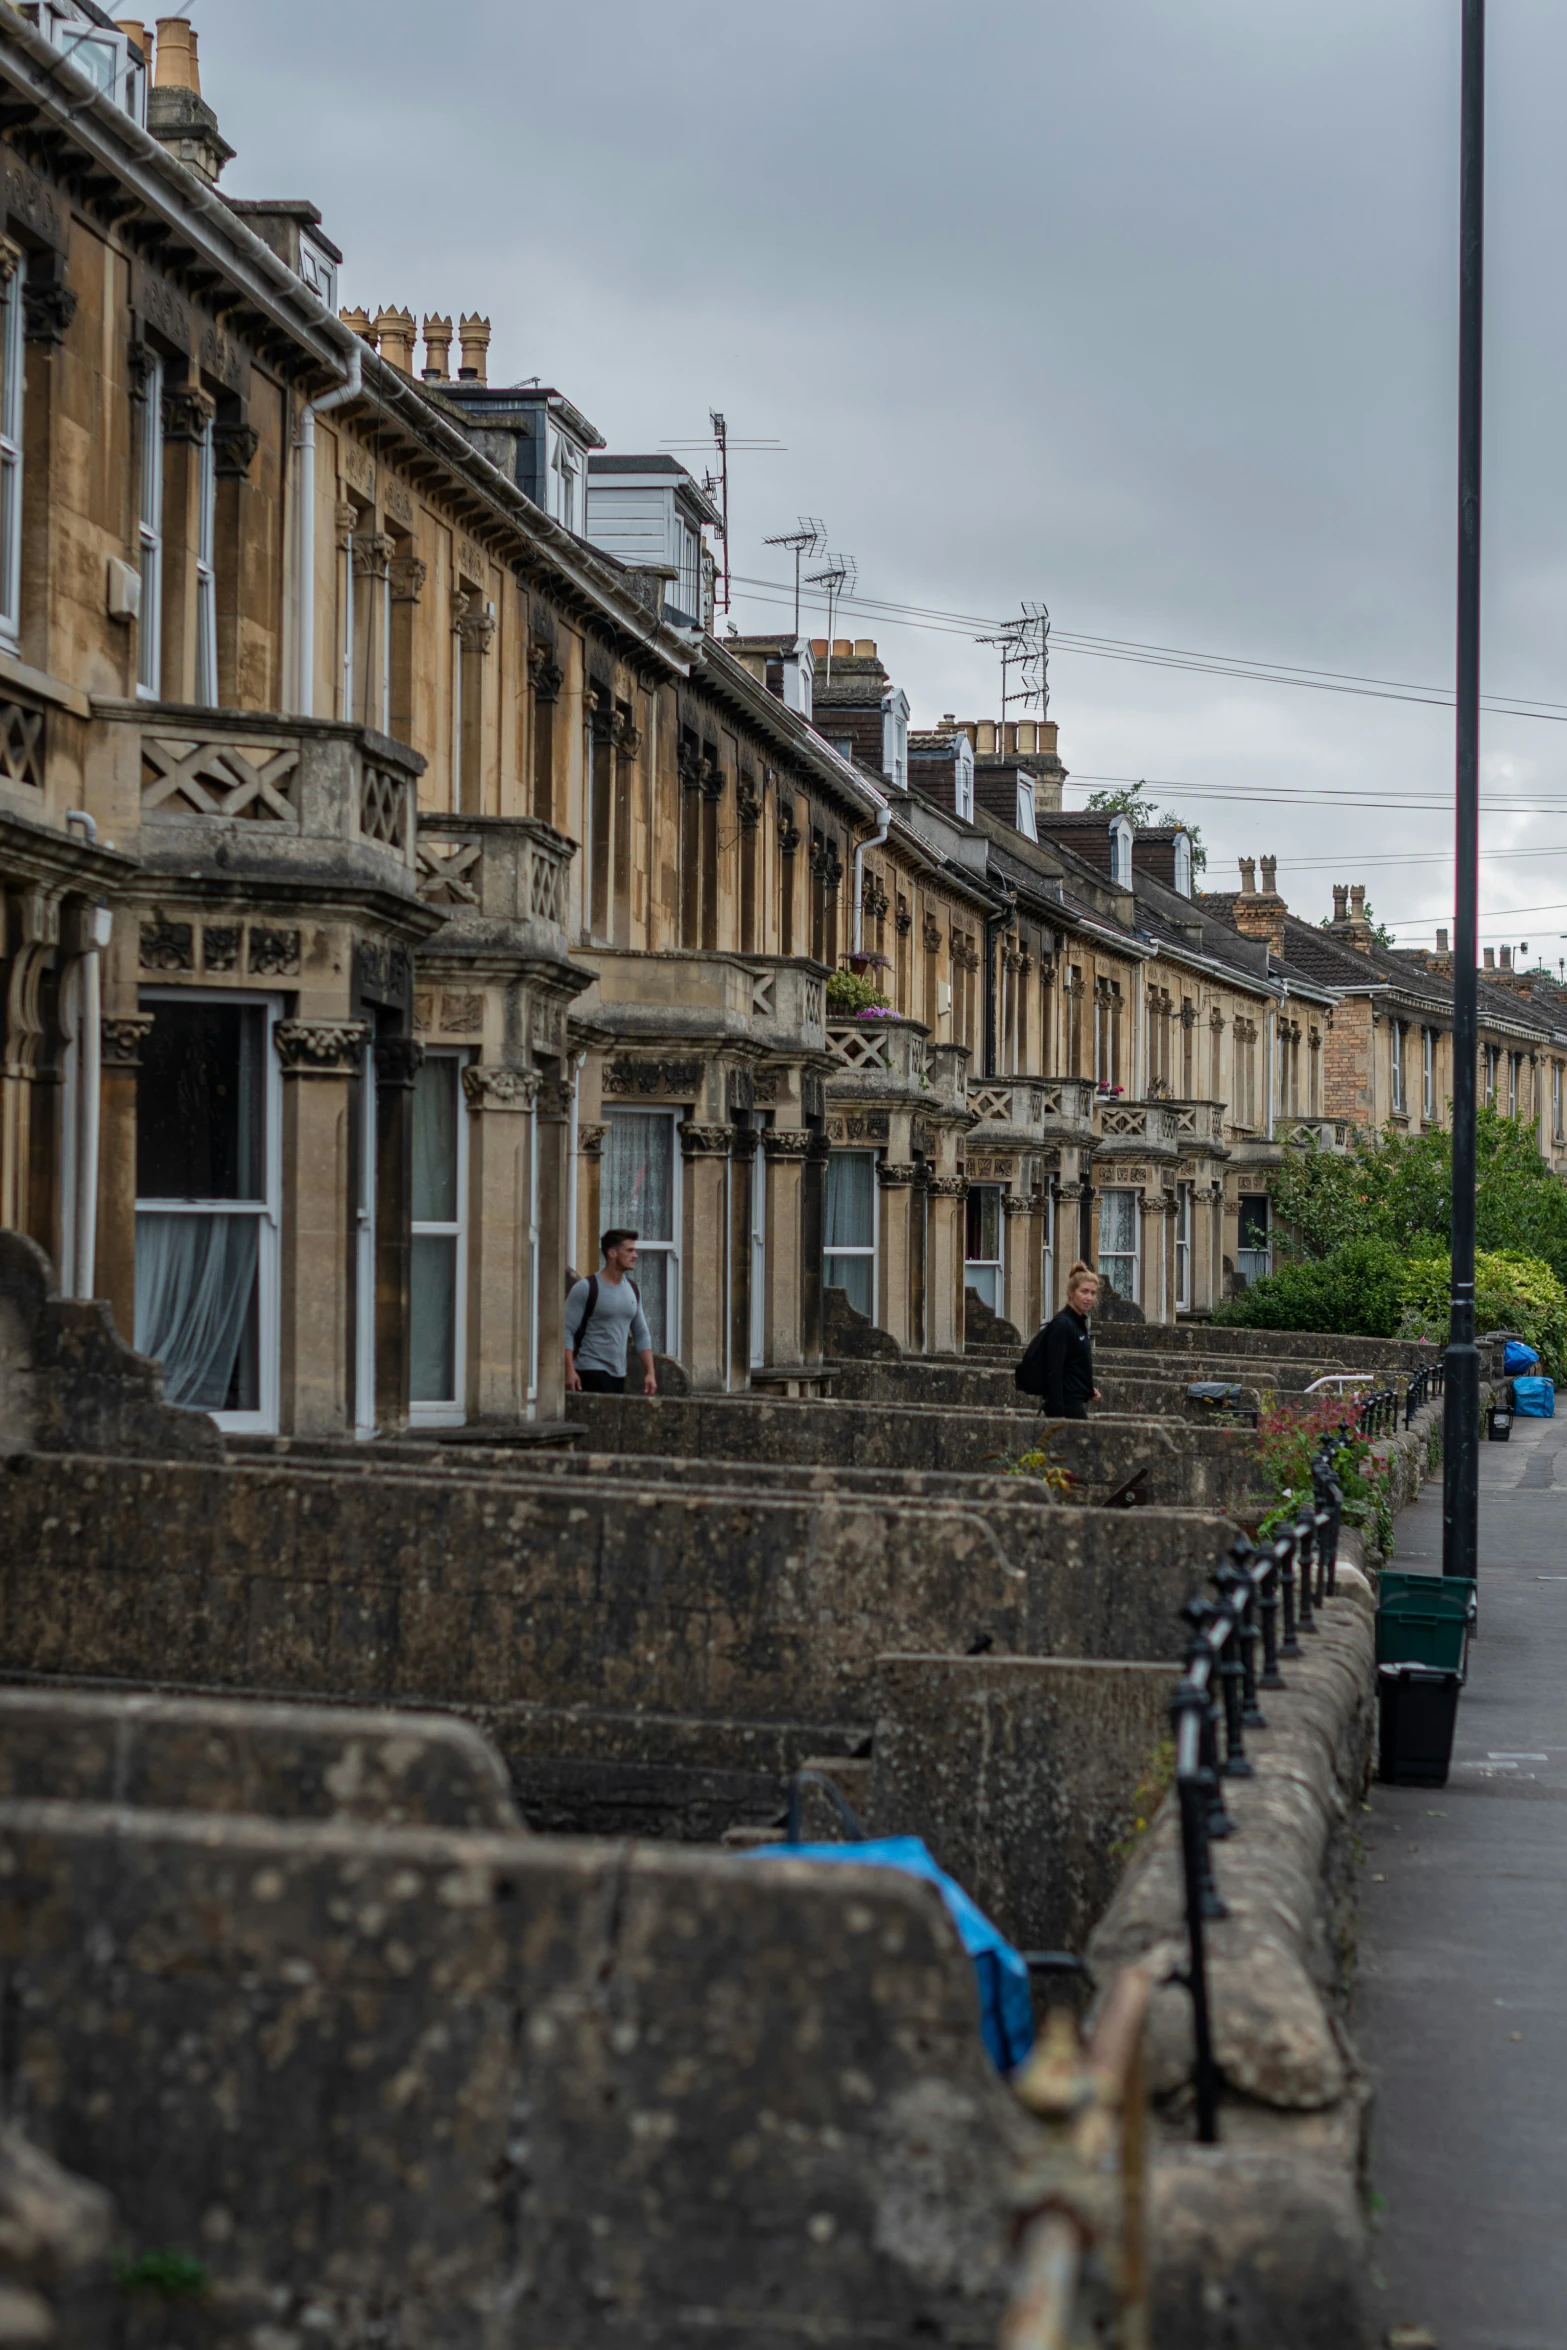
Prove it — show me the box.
[1041,1187,1055,1320]
[354,1047,377,1440]
[134,987,281,1436]
[1015,777,1037,840]
[1422,1028,1435,1120]
[1110,816,1133,888]
[0,250,23,648]
[601,1108,682,1358]
[1173,833,1193,897]
[1391,1019,1407,1113]
[409,1047,470,1428]
[136,352,164,698]
[194,409,217,706]
[954,740,975,822]
[1097,1187,1139,1302]
[749,1128,768,1370]
[964,1182,1006,1314]
[823,1147,877,1323]
[1555,1061,1563,1140]
[1237,1194,1272,1288]
[1176,1181,1193,1313]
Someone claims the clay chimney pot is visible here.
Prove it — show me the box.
[1349,884,1367,919]
[1260,854,1278,894]
[153,16,199,92]
[457,313,491,385]
[374,307,416,373]
[1238,857,1257,895]
[115,20,148,63]
[1501,946,1513,970]
[1437,927,1449,952]
[422,314,453,381]
[340,306,375,348]
[1332,885,1348,923]
[1484,948,1495,969]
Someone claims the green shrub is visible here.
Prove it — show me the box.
[1396,1248,1567,1378]
[824,968,890,1015]
[1211,1237,1406,1338]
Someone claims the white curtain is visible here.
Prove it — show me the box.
[603,1113,673,1241]
[824,1152,876,1317]
[134,1212,257,1409]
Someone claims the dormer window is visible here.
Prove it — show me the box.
[955,739,975,822]
[881,689,910,791]
[25,3,144,118]
[1016,777,1037,841]
[297,229,338,311]
[1110,815,1133,888]
[550,433,580,532]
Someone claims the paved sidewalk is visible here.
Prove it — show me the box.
[1357,1414,1567,2350]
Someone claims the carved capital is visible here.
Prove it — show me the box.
[679,1120,734,1158]
[373,1035,424,1090]
[576,1121,607,1159]
[162,385,216,444]
[926,1174,969,1198]
[736,774,763,831]
[777,808,802,857]
[100,1014,155,1069]
[0,236,22,288]
[456,608,497,656]
[351,529,394,582]
[274,1019,369,1076]
[139,918,193,972]
[760,1127,813,1161]
[462,1063,540,1111]
[877,1161,919,1189]
[389,553,428,606]
[1001,1193,1040,1217]
[213,419,261,479]
[528,641,563,702]
[23,277,77,347]
[698,750,725,804]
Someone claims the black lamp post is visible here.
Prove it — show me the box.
[1443,0,1485,1580]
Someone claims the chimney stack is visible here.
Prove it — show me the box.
[457,314,491,383]
[1484,948,1495,969]
[1260,854,1278,894]
[1238,857,1256,894]
[422,314,453,381]
[146,18,233,184]
[1332,884,1348,923]
[373,306,416,372]
[1501,945,1513,971]
[1437,927,1449,953]
[1349,884,1367,923]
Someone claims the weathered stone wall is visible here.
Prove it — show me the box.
[0,1803,1033,2347]
[0,2125,114,2350]
[871,1654,1175,1955]
[0,1231,219,1463]
[0,1455,1236,1740]
[0,1687,519,1830]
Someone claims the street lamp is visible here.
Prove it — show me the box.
[1443,0,1485,1580]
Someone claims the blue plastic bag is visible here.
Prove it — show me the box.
[1504,1340,1541,1375]
[1513,1375,1555,1418]
[748,1835,1035,2072]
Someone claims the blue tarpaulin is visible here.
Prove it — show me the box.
[748,1835,1035,2072]
[1504,1340,1541,1375]
[1513,1375,1555,1418]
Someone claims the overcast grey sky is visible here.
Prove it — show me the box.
[195,0,1567,951]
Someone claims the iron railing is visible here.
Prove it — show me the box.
[1404,1359,1446,1426]
[1171,1441,1344,2144]
[1358,1386,1399,1439]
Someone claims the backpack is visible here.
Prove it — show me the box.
[571,1273,640,1354]
[1014,1322,1051,1396]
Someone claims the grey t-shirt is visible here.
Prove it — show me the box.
[565,1273,653,1378]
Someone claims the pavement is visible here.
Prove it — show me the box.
[1357,1412,1567,2350]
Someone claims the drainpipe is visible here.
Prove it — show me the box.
[565,1047,587,1278]
[851,801,890,955]
[293,336,363,718]
[64,811,108,1299]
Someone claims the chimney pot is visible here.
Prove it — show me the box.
[1260,854,1278,894]
[1437,927,1449,953]
[422,314,453,381]
[340,306,375,348]
[832,639,853,658]
[153,15,199,91]
[1501,945,1513,970]
[1349,884,1367,918]
[1332,884,1348,922]
[1238,857,1257,894]
[852,638,876,658]
[115,19,148,63]
[373,307,416,373]
[1484,948,1495,969]
[809,639,828,658]
[457,313,491,386]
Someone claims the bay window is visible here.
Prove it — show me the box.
[601,1110,679,1354]
[823,1149,877,1321]
[410,1052,468,1422]
[1097,1188,1139,1302]
[964,1184,1004,1313]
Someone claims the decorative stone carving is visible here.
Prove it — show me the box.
[603,1057,704,1098]
[678,734,704,794]
[274,1020,368,1075]
[213,419,261,479]
[201,925,240,973]
[612,709,641,760]
[22,276,77,347]
[826,1112,890,1145]
[698,748,725,803]
[576,1122,606,1159]
[678,1121,734,1157]
[1002,1194,1040,1217]
[462,1065,540,1111]
[351,530,394,582]
[374,1035,424,1090]
[388,553,428,605]
[412,992,435,1033]
[728,1125,759,1159]
[162,385,216,444]
[527,641,562,701]
[761,1128,813,1161]
[0,236,22,287]
[439,991,483,1033]
[139,919,192,972]
[455,606,497,657]
[736,772,762,830]
[876,1162,919,1188]
[248,927,300,977]
[896,897,913,938]
[726,1067,755,1114]
[777,808,802,857]
[923,914,942,953]
[100,1015,155,1069]
[926,1174,969,1197]
[536,1076,576,1121]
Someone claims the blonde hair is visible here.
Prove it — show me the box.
[1066,1261,1100,1293]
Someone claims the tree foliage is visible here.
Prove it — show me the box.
[1082,782,1207,872]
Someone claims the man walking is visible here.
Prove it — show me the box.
[1038,1260,1103,1420]
[564,1229,659,1397]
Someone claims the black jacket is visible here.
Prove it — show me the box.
[1041,1306,1094,1417]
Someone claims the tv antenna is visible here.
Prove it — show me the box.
[659,415,786,625]
[763,518,827,638]
[806,553,857,686]
[974,601,1051,742]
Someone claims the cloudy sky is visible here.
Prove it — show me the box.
[193,0,1567,954]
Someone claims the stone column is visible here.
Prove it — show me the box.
[1003,1192,1041,1337]
[535,1070,573,1418]
[925,1174,966,1355]
[159,384,217,705]
[877,1160,918,1348]
[372,1033,420,1436]
[679,1120,732,1389]
[802,1131,829,1368]
[760,1127,812,1374]
[276,1018,367,1438]
[729,1124,757,1389]
[461,1063,540,1425]
[96,1013,153,1342]
[575,1122,605,1277]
